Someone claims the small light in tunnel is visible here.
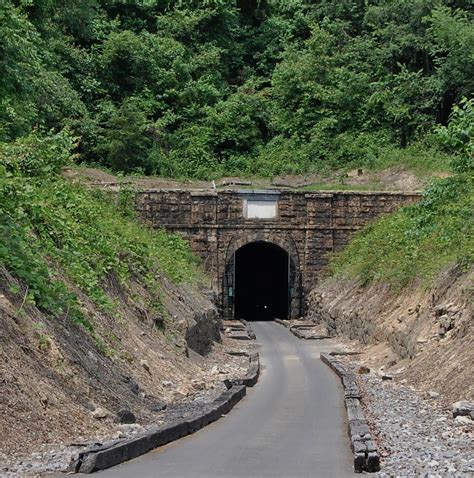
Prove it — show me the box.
[234,241,289,321]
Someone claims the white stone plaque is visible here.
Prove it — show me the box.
[245,200,278,219]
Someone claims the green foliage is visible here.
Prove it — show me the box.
[330,97,473,288]
[360,138,453,175]
[427,6,474,106]
[0,2,87,140]
[0,132,201,336]
[331,174,474,288]
[0,0,472,352]
[0,1,42,140]
[436,98,474,173]
[94,98,153,172]
[2,0,473,177]
[1,129,76,177]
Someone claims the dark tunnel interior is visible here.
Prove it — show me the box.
[234,241,289,321]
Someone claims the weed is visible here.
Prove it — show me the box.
[330,174,474,288]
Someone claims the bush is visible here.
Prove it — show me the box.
[0,129,76,177]
[0,133,201,329]
[436,98,474,173]
[94,98,153,173]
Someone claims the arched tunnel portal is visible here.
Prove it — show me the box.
[134,188,421,322]
[223,238,302,321]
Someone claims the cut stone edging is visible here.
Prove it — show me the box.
[289,326,330,340]
[231,351,260,387]
[225,319,256,340]
[70,351,260,474]
[274,319,329,340]
[320,352,381,473]
[240,320,257,339]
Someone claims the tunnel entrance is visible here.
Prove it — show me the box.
[234,241,289,321]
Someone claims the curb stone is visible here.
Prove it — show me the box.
[225,320,256,340]
[70,350,260,474]
[321,352,381,473]
[240,320,256,340]
[231,352,260,387]
[289,326,330,340]
[274,319,329,339]
[69,386,246,474]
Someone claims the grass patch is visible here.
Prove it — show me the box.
[360,141,453,176]
[330,173,474,288]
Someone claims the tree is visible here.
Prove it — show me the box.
[95,99,152,172]
[436,98,474,173]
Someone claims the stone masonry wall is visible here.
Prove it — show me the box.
[135,189,420,319]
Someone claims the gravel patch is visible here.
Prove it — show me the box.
[356,371,474,477]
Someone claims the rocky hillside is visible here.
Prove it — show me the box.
[306,161,473,404]
[307,266,473,404]
[0,133,237,472]
[0,264,225,458]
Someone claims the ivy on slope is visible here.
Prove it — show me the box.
[0,131,200,330]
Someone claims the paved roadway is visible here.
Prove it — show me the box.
[98,322,354,478]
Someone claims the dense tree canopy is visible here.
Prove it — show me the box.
[1,0,473,177]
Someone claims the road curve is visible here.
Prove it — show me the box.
[98,322,354,477]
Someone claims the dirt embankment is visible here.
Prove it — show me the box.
[307,267,473,404]
[0,265,233,463]
[63,165,446,192]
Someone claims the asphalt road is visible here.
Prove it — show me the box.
[98,322,354,478]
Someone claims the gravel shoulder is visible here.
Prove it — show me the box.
[346,359,474,477]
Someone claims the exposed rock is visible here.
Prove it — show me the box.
[185,307,220,356]
[116,423,141,432]
[0,263,238,475]
[306,267,473,404]
[452,401,474,419]
[91,407,110,420]
[454,416,472,426]
[121,375,140,395]
[191,380,206,391]
[115,409,136,424]
[150,401,167,413]
[174,385,189,399]
[140,360,151,373]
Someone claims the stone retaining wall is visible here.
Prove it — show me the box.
[134,189,420,319]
